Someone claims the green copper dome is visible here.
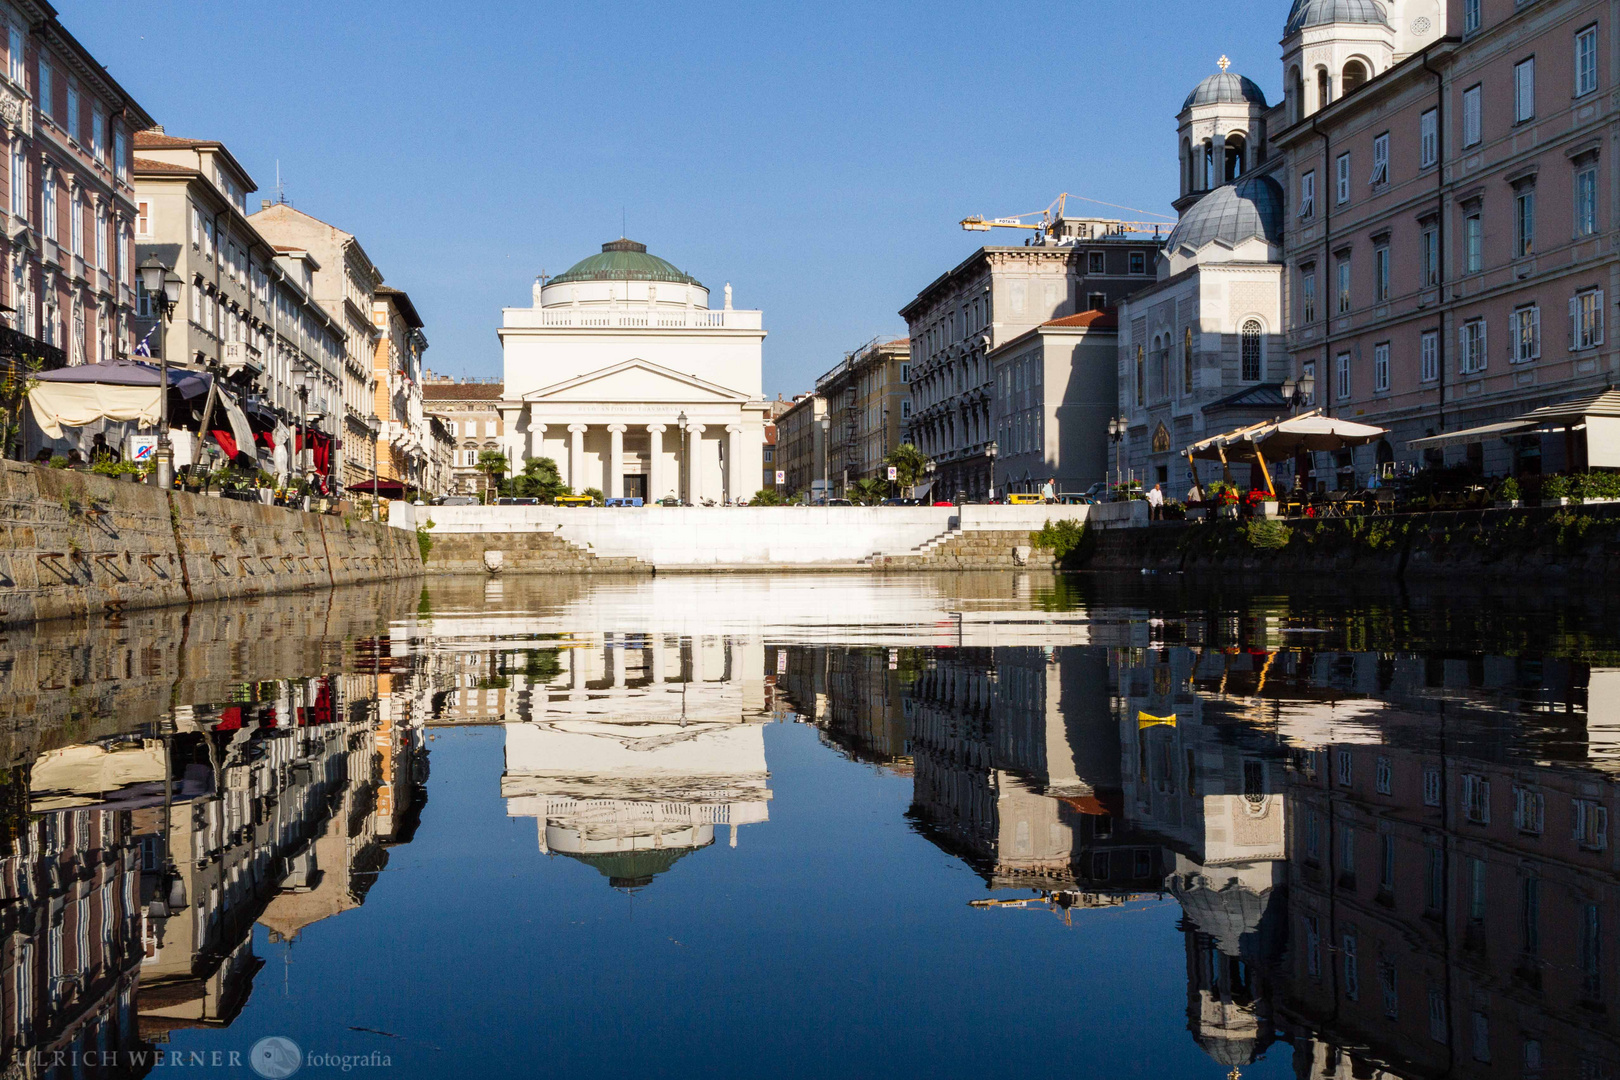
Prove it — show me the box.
[548,239,703,287]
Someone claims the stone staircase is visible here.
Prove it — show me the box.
[866,529,1057,571]
[429,530,651,574]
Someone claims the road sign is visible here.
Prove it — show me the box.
[775,470,785,484]
[776,650,787,674]
[127,435,156,462]
[886,466,898,481]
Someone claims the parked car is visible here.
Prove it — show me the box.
[495,497,540,506]
[656,496,685,507]
[882,498,924,506]
[604,497,644,507]
[553,495,593,507]
[433,495,480,506]
[931,500,955,507]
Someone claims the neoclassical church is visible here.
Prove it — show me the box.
[497,239,768,503]
[1118,0,1447,487]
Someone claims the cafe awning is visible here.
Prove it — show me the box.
[1406,420,1535,453]
[1405,390,1620,466]
[348,478,409,499]
[1186,410,1389,463]
[28,360,211,440]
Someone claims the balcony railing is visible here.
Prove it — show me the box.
[510,308,762,331]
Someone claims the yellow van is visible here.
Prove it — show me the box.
[554,495,594,508]
[1006,492,1045,505]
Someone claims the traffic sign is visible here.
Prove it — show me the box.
[886,466,898,480]
[775,470,785,484]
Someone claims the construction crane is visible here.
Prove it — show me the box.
[961,192,1172,245]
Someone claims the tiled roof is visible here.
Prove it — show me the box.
[1043,310,1118,329]
[423,382,504,401]
[132,156,197,176]
[134,131,217,150]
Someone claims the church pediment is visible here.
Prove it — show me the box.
[522,359,748,404]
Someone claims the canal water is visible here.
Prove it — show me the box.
[5,572,1619,1078]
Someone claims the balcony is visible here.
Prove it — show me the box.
[222,341,264,382]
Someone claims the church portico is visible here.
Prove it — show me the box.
[499,239,767,504]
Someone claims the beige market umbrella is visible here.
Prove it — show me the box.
[1186,410,1388,495]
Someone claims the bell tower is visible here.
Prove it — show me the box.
[1176,56,1270,216]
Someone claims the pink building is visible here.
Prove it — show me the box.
[0,5,152,369]
[1279,0,1616,480]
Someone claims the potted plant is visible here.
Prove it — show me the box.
[1541,474,1570,507]
[1495,476,1521,509]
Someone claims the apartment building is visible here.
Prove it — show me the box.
[0,6,153,367]
[422,374,506,495]
[814,337,910,495]
[902,236,1160,501]
[372,285,428,493]
[774,392,826,499]
[1277,0,1616,478]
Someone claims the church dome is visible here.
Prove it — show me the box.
[548,238,703,287]
[1165,175,1284,252]
[1182,72,1268,113]
[1285,0,1389,35]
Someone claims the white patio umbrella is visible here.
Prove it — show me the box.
[1185,410,1388,495]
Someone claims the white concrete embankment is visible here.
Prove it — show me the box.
[425,504,1089,568]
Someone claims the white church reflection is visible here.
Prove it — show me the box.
[499,633,773,890]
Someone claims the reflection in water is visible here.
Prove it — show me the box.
[0,582,429,1075]
[2,573,1620,1076]
[771,581,1620,1080]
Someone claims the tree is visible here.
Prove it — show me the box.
[750,487,784,506]
[506,457,569,503]
[581,487,606,506]
[884,443,930,494]
[849,478,888,505]
[475,450,509,503]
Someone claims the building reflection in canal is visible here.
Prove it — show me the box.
[0,583,429,1074]
[775,602,1620,1079]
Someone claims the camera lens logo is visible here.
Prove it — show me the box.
[249,1036,302,1078]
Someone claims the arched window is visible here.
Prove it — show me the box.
[1343,60,1369,94]
[1290,66,1304,123]
[1241,320,1263,381]
[1317,68,1331,110]
[1183,327,1195,394]
[1225,134,1247,183]
[1202,140,1215,190]
[1181,138,1193,195]
[1135,345,1145,405]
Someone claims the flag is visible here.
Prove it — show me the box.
[132,326,155,358]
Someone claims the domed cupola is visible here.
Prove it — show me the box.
[1182,72,1268,113]
[537,238,711,310]
[1162,175,1284,274]
[1284,0,1388,36]
[1176,58,1270,213]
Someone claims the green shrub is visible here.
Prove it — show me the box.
[1542,475,1571,500]
[750,488,784,506]
[48,455,67,469]
[416,524,434,562]
[582,487,605,506]
[1496,476,1521,501]
[1243,519,1293,550]
[1030,519,1087,559]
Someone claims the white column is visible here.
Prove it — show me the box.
[568,424,587,491]
[499,406,522,472]
[686,423,704,504]
[646,424,665,501]
[607,424,626,500]
[726,425,745,505]
[527,412,546,461]
[649,635,665,683]
[610,635,626,687]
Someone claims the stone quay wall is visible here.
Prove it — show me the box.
[0,461,423,627]
[1081,505,1620,580]
[422,504,1092,573]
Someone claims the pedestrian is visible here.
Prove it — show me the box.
[1041,477,1056,503]
[1147,483,1165,519]
[1186,478,1203,505]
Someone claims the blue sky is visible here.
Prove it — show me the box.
[74,0,1289,396]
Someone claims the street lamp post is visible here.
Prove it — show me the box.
[819,413,830,505]
[365,413,381,520]
[986,440,998,502]
[924,458,936,503]
[676,410,688,505]
[1107,417,1126,500]
[1280,374,1316,414]
[137,257,183,488]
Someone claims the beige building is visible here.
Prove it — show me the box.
[815,337,911,495]
[774,392,827,500]
[422,375,506,495]
[902,237,1162,500]
[370,285,428,494]
[990,311,1118,495]
[250,203,383,491]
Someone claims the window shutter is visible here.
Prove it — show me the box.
[1571,297,1581,350]
[1575,799,1587,841]
[1531,307,1541,359]
[1479,321,1487,370]
[1459,325,1469,371]
[1598,806,1610,849]
[1597,291,1606,345]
